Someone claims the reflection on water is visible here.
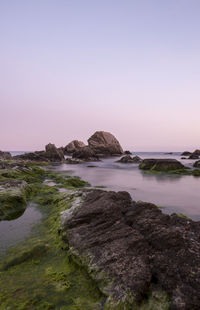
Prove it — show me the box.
[51,152,200,221]
[0,202,42,257]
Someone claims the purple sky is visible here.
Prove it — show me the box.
[1,0,200,151]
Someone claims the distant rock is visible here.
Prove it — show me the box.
[193,160,200,168]
[193,149,200,156]
[88,131,123,156]
[13,143,64,162]
[139,159,185,171]
[64,140,85,155]
[61,189,200,309]
[117,155,142,163]
[189,154,199,160]
[72,146,99,161]
[124,150,132,155]
[181,151,192,156]
[0,151,12,160]
[164,152,173,155]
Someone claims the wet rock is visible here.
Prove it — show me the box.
[189,154,199,160]
[64,140,86,155]
[88,131,123,156]
[193,149,200,156]
[0,151,12,160]
[124,150,132,155]
[181,151,192,156]
[72,146,99,161]
[65,158,84,164]
[117,155,142,163]
[139,159,185,171]
[193,160,200,168]
[61,190,200,309]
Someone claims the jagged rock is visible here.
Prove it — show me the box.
[181,151,192,156]
[13,144,64,162]
[193,160,200,168]
[193,149,200,156]
[139,159,184,171]
[61,190,200,309]
[45,143,64,161]
[64,140,85,154]
[124,150,132,155]
[0,151,12,160]
[189,154,199,160]
[117,155,142,163]
[88,131,123,156]
[72,146,99,161]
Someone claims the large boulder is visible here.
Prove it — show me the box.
[0,151,12,160]
[117,155,142,163]
[61,190,200,309]
[72,146,99,161]
[193,149,200,156]
[88,131,123,156]
[139,159,185,171]
[45,143,64,161]
[64,140,85,155]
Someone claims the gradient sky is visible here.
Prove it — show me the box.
[1,0,200,151]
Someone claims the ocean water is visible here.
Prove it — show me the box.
[51,152,200,220]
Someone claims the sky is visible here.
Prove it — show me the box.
[0,0,200,151]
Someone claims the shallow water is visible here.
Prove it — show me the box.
[51,152,200,221]
[0,202,42,257]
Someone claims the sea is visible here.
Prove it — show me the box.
[0,150,199,256]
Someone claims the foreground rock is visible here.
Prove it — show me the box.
[0,151,12,160]
[13,143,64,162]
[117,155,142,163]
[139,159,185,171]
[64,140,85,155]
[61,190,200,309]
[88,131,123,156]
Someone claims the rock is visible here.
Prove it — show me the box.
[14,144,64,162]
[181,157,186,159]
[189,154,199,160]
[139,159,185,171]
[124,150,132,155]
[193,149,200,156]
[65,158,84,164]
[117,155,142,163]
[61,190,200,309]
[193,160,200,168]
[164,152,173,155]
[45,143,64,161]
[72,146,99,161]
[181,151,192,156]
[64,140,85,154]
[0,180,29,220]
[88,131,123,156]
[0,151,12,160]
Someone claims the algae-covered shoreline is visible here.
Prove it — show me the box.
[0,159,200,309]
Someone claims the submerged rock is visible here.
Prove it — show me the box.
[117,155,142,163]
[88,131,123,156]
[61,190,200,309]
[139,159,185,171]
[64,140,86,155]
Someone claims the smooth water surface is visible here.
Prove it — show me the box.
[0,202,42,257]
[51,152,200,220]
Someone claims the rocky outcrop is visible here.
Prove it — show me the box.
[193,160,200,168]
[0,151,12,160]
[13,144,64,162]
[139,159,185,171]
[61,190,200,309]
[64,140,85,155]
[181,151,192,156]
[88,131,123,156]
[72,146,99,161]
[124,150,132,155]
[193,149,200,156]
[117,155,142,163]
[189,154,199,160]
